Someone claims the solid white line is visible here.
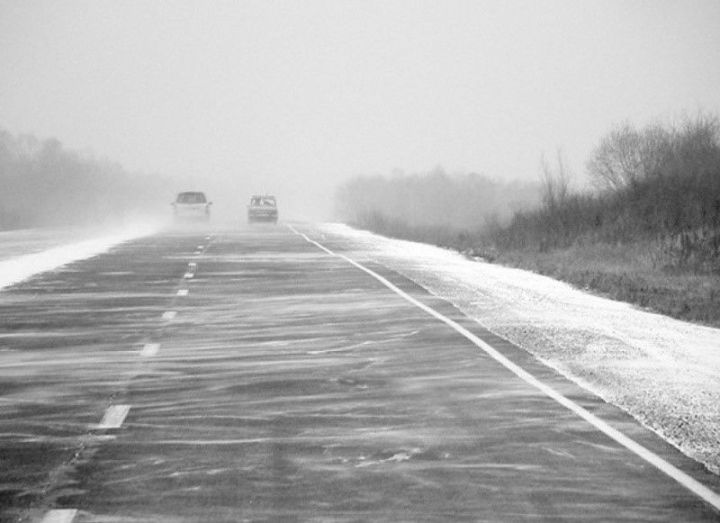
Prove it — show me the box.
[97,405,130,429]
[41,509,77,523]
[162,311,177,320]
[140,343,160,357]
[177,289,189,296]
[288,224,720,512]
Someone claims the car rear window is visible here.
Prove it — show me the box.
[177,192,207,204]
[251,196,276,207]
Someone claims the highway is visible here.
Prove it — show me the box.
[1,225,719,522]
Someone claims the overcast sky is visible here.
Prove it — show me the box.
[2,0,720,215]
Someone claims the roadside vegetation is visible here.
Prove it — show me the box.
[336,114,720,327]
[0,128,168,229]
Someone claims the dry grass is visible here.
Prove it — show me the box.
[495,242,720,328]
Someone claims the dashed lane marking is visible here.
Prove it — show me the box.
[97,405,131,429]
[185,262,197,279]
[35,239,214,520]
[288,224,720,513]
[140,343,160,357]
[41,509,78,523]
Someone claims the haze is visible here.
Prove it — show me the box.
[2,0,720,219]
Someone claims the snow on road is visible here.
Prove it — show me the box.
[321,223,720,475]
[0,224,159,291]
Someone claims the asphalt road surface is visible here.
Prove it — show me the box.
[1,225,719,522]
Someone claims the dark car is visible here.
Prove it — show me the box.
[247,195,278,224]
[172,191,211,221]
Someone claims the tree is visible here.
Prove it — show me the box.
[539,149,571,211]
[587,122,677,191]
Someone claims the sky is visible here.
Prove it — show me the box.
[1,0,720,218]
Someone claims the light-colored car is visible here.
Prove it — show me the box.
[247,195,278,224]
[172,191,211,221]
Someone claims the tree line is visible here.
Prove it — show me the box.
[335,113,720,273]
[335,168,540,249]
[492,114,720,272]
[0,129,168,229]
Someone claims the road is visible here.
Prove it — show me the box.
[0,224,719,522]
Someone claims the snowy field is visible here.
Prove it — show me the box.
[0,224,160,291]
[320,223,720,475]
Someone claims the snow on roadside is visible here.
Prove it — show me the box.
[319,223,720,475]
[0,224,159,291]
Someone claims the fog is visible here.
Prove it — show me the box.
[1,1,720,224]
[0,129,171,228]
[336,169,540,232]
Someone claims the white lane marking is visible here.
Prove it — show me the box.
[183,272,194,279]
[197,245,204,249]
[205,236,211,240]
[162,311,177,320]
[140,343,160,357]
[288,224,720,512]
[188,262,197,269]
[177,289,189,296]
[41,509,78,523]
[97,405,130,429]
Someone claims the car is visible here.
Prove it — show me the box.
[247,195,278,224]
[172,191,211,221]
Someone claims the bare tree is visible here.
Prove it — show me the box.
[587,123,644,191]
[540,149,571,210]
[587,122,677,191]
